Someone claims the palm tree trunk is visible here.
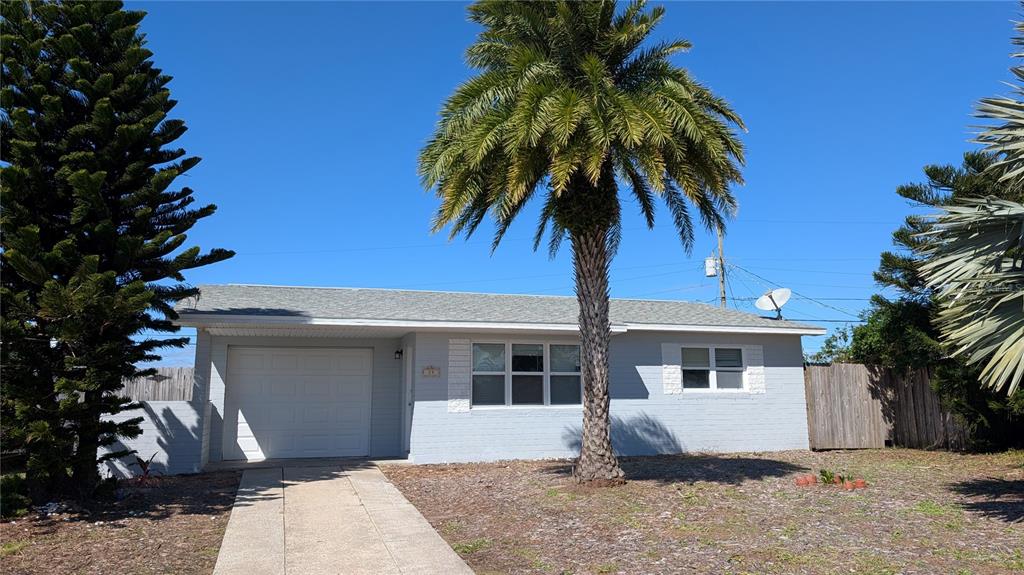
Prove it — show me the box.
[571,226,624,483]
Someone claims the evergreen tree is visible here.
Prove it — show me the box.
[852,152,1023,447]
[1,0,233,498]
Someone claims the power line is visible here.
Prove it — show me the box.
[386,261,697,290]
[787,318,867,324]
[738,219,892,225]
[736,265,873,277]
[620,282,709,298]
[731,296,872,302]
[729,264,862,319]
[232,221,894,257]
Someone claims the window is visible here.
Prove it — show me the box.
[715,348,744,389]
[681,347,711,389]
[471,342,582,407]
[550,344,582,405]
[511,344,543,405]
[681,346,745,391]
[472,343,505,405]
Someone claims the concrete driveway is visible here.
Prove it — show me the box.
[212,462,473,575]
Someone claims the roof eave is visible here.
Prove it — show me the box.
[176,313,825,336]
[621,322,827,336]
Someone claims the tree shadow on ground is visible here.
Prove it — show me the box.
[543,453,806,485]
[950,478,1023,523]
[25,470,242,534]
[557,413,805,484]
[615,453,807,485]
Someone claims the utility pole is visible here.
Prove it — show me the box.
[717,226,727,308]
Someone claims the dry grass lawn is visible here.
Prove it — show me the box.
[0,471,240,575]
[383,449,1023,575]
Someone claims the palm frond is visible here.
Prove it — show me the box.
[421,0,744,256]
[975,19,1024,185]
[918,197,1024,395]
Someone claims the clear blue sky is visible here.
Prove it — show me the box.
[131,1,1016,365]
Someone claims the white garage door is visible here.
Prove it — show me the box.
[224,347,372,460]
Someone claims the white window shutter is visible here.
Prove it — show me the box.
[448,338,471,412]
[744,344,766,394]
[661,343,682,395]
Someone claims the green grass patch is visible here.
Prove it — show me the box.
[1005,549,1024,571]
[0,541,28,557]
[594,562,620,574]
[853,552,901,575]
[513,547,551,571]
[912,500,961,517]
[543,487,579,504]
[439,519,463,536]
[613,500,645,529]
[452,538,491,555]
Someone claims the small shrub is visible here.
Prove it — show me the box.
[0,473,30,518]
[93,476,119,500]
[132,452,162,486]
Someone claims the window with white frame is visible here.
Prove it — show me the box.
[681,346,745,391]
[471,342,581,407]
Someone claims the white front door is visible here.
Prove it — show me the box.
[224,347,372,460]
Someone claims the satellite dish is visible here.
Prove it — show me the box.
[755,288,792,319]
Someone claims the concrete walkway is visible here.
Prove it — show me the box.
[213,463,473,575]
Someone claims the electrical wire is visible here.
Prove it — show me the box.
[729,264,862,319]
[735,265,872,277]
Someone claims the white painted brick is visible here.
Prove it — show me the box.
[448,338,472,413]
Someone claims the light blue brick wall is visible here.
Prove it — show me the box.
[102,401,205,478]
[117,328,809,474]
[407,331,810,464]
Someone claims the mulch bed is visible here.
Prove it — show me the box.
[383,449,1024,575]
[0,471,240,575]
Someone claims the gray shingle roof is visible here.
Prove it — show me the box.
[176,284,822,333]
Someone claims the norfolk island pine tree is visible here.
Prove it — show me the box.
[419,0,745,482]
[1,1,232,499]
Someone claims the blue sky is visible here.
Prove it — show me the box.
[132,1,1016,365]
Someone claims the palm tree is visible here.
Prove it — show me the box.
[919,198,1024,396]
[976,18,1024,184]
[419,0,745,482]
[926,11,1024,397]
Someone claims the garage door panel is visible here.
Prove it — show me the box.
[304,381,332,397]
[335,351,371,375]
[271,353,298,371]
[270,381,298,397]
[269,408,297,426]
[338,405,365,420]
[225,347,372,460]
[233,352,266,373]
[299,434,331,452]
[303,354,334,372]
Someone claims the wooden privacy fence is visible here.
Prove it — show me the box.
[804,363,968,450]
[119,367,194,401]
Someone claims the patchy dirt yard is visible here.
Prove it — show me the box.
[0,471,239,575]
[383,449,1023,575]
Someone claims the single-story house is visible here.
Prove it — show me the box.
[104,284,825,476]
